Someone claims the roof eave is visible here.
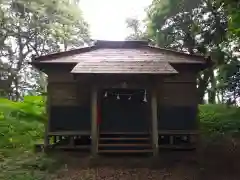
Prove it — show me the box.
[33,45,96,62]
[148,45,206,60]
[71,72,178,75]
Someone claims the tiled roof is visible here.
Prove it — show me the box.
[37,48,205,64]
[71,61,178,74]
[32,40,209,74]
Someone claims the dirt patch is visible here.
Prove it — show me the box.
[50,137,240,180]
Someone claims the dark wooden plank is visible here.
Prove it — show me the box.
[55,145,90,150]
[98,144,151,147]
[157,106,198,130]
[49,106,91,132]
[158,130,199,135]
[159,145,195,149]
[99,137,149,141]
[48,131,91,136]
[99,132,149,135]
[98,149,153,153]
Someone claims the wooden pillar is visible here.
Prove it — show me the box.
[44,124,49,150]
[151,88,159,156]
[44,82,50,151]
[91,86,98,156]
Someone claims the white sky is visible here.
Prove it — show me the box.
[80,0,152,40]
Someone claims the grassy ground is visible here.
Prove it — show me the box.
[0,118,64,180]
[1,97,240,179]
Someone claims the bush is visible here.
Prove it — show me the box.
[0,96,60,180]
[0,96,45,157]
[199,104,240,136]
[0,96,46,123]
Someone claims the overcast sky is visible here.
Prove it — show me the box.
[80,0,152,40]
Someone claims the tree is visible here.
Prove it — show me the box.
[145,0,238,104]
[125,18,148,40]
[0,0,90,100]
[219,0,240,37]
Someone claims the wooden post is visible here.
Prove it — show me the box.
[53,136,57,144]
[44,82,50,151]
[44,124,49,150]
[91,86,98,156]
[151,88,159,156]
[70,136,74,147]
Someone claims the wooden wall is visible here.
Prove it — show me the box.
[157,72,198,130]
[47,71,91,132]
[161,82,198,106]
[45,69,199,132]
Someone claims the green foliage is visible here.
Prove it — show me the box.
[0,118,43,153]
[145,0,239,104]
[0,96,46,122]
[218,0,240,37]
[0,0,90,99]
[0,96,45,155]
[200,104,240,135]
[0,96,61,180]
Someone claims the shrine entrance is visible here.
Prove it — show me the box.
[99,88,151,133]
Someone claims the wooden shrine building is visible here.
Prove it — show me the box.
[32,40,210,155]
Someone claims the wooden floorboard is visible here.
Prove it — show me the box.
[99,137,149,140]
[55,145,90,149]
[98,144,151,147]
[159,145,195,149]
[99,132,149,135]
[48,131,91,136]
[98,149,153,153]
[158,130,199,135]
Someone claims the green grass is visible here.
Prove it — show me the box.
[0,96,240,179]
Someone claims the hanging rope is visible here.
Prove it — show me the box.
[103,89,148,102]
[104,90,145,97]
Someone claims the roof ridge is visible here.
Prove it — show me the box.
[94,40,149,48]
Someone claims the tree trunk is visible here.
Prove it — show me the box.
[15,26,25,101]
[233,90,237,106]
[197,70,211,104]
[217,91,221,104]
[208,68,216,104]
